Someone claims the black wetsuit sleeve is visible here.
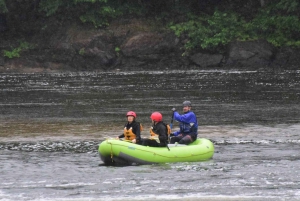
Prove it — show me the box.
[157,123,167,143]
[118,123,127,138]
[133,122,141,142]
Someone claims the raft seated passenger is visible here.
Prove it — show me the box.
[142,112,169,147]
[116,111,142,144]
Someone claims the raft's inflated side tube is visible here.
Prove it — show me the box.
[99,138,214,166]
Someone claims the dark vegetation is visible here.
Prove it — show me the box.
[1,0,300,58]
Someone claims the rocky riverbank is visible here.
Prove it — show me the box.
[1,18,300,73]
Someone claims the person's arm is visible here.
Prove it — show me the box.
[118,134,124,138]
[174,111,194,123]
[173,130,180,136]
[133,122,141,143]
[118,123,128,139]
[170,112,180,135]
[158,124,167,142]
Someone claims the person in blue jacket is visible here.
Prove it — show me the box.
[170,101,198,145]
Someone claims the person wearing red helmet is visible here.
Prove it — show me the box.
[117,111,142,144]
[142,112,168,147]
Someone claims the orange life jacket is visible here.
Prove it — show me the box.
[149,123,171,137]
[124,127,136,140]
[124,124,143,140]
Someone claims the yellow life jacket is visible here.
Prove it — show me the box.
[149,123,171,137]
[123,123,143,141]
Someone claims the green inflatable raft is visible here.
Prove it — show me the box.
[98,138,214,165]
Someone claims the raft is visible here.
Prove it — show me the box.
[98,138,214,165]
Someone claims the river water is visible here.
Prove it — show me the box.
[0,69,300,201]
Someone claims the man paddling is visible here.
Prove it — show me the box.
[170,101,198,145]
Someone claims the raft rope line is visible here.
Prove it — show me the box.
[107,140,114,162]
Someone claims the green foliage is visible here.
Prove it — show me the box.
[115,47,120,57]
[38,0,66,17]
[118,2,144,15]
[3,0,300,54]
[79,6,119,28]
[79,48,85,55]
[3,49,20,59]
[39,0,121,28]
[275,0,299,14]
[114,47,120,52]
[169,1,300,53]
[170,11,250,53]
[248,0,300,47]
[0,0,7,13]
[3,41,34,59]
[251,13,300,47]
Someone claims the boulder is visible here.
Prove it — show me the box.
[271,47,300,69]
[190,53,224,67]
[225,40,275,68]
[117,32,183,70]
[0,56,4,66]
[121,32,178,58]
[0,14,8,32]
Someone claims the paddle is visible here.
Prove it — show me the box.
[170,111,174,129]
[166,111,175,151]
[169,111,175,142]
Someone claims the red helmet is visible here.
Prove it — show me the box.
[150,112,162,122]
[126,111,136,118]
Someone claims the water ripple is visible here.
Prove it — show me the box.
[0,141,99,153]
[0,138,299,153]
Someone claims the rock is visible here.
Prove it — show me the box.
[0,14,8,32]
[0,56,4,66]
[271,47,300,69]
[116,32,183,70]
[72,36,116,70]
[190,53,224,67]
[225,40,275,68]
[121,32,178,58]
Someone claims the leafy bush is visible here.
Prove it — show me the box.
[39,0,121,28]
[251,13,300,47]
[38,0,181,28]
[248,0,300,47]
[79,48,85,55]
[169,11,250,53]
[3,41,34,59]
[0,0,8,13]
[169,1,300,53]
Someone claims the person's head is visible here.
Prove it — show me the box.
[150,112,162,124]
[182,101,192,113]
[126,111,136,123]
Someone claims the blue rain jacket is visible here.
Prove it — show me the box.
[173,111,198,137]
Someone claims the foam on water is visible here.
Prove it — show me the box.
[0,194,296,201]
